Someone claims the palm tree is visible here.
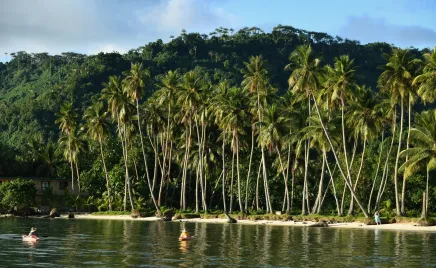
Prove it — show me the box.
[413,46,436,104]
[219,86,249,212]
[259,104,290,212]
[83,101,113,210]
[400,109,436,219]
[242,55,273,213]
[55,102,78,191]
[346,86,383,215]
[324,55,357,194]
[286,45,369,217]
[378,48,417,215]
[123,62,159,213]
[176,70,204,210]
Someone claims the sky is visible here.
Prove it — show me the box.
[0,0,435,61]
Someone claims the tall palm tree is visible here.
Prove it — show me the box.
[123,62,159,213]
[324,55,357,193]
[176,70,204,210]
[83,101,113,210]
[286,45,369,217]
[242,55,273,213]
[378,48,417,215]
[259,104,290,212]
[400,109,436,219]
[220,86,250,212]
[346,86,383,214]
[55,102,78,191]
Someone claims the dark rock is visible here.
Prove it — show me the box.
[68,213,75,219]
[309,220,329,227]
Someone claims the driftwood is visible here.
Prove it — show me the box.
[225,213,237,223]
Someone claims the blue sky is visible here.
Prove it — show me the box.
[0,0,435,60]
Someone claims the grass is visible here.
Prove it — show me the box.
[91,211,132,216]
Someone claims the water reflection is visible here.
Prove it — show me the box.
[1,219,436,267]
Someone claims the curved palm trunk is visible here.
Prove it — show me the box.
[302,141,309,215]
[69,150,75,192]
[135,99,159,213]
[98,138,112,210]
[222,132,227,213]
[276,145,290,213]
[229,149,235,213]
[367,133,384,214]
[348,138,367,215]
[261,148,272,213]
[312,150,326,214]
[393,96,404,215]
[255,161,262,211]
[341,100,353,188]
[375,114,396,211]
[311,94,369,218]
[236,134,243,212]
[244,127,255,212]
[324,152,341,216]
[401,95,412,215]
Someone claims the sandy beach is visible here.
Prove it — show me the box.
[65,214,436,232]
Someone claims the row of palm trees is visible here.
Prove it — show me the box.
[55,45,436,218]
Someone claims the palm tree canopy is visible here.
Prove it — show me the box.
[400,109,436,177]
[83,101,111,143]
[413,46,436,104]
[55,102,77,134]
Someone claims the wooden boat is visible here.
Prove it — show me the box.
[22,235,39,242]
[178,236,192,241]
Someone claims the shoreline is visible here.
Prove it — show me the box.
[57,214,436,232]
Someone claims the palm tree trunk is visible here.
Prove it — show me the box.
[255,161,261,211]
[393,96,404,215]
[375,115,396,212]
[135,99,158,213]
[222,132,227,213]
[312,150,326,214]
[276,145,289,213]
[245,126,255,212]
[195,165,199,213]
[69,151,75,192]
[229,148,235,213]
[348,138,367,215]
[261,150,272,213]
[99,138,112,210]
[341,100,353,190]
[401,95,412,215]
[311,93,369,218]
[325,152,341,216]
[302,141,308,215]
[367,132,384,214]
[236,134,243,212]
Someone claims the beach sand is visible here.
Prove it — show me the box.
[66,214,436,232]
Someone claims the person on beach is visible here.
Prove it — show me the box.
[28,227,38,237]
[374,211,381,225]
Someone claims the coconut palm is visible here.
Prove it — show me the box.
[83,101,113,210]
[400,109,436,219]
[286,45,369,217]
[123,63,159,213]
[413,46,436,104]
[346,86,384,215]
[378,48,417,215]
[258,104,290,212]
[55,102,78,191]
[176,70,204,210]
[324,55,357,191]
[242,55,273,213]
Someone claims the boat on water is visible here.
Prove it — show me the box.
[22,235,39,242]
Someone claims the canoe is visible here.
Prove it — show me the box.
[178,236,192,241]
[22,235,39,242]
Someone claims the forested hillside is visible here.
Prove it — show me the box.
[0,25,434,217]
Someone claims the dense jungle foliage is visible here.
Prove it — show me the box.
[0,25,435,218]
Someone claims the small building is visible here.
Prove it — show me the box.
[0,177,83,196]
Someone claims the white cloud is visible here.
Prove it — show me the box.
[0,0,238,58]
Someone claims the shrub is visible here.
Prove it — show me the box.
[0,178,37,212]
